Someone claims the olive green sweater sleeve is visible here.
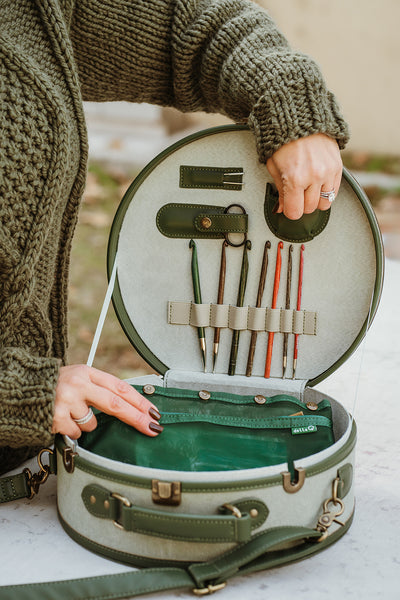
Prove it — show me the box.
[70,0,349,161]
[0,349,59,449]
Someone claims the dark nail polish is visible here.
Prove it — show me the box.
[149,407,161,421]
[149,422,164,433]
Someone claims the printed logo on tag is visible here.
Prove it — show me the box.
[291,425,317,435]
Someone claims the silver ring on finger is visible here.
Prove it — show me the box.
[73,407,94,425]
[320,189,336,203]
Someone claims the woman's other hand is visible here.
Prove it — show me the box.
[52,364,162,439]
[266,133,343,220]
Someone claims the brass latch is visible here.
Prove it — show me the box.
[152,479,181,506]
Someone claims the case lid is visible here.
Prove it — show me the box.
[107,125,384,386]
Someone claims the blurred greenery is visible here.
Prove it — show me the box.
[67,162,154,379]
[342,152,400,176]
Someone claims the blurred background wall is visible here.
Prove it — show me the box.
[259,0,400,155]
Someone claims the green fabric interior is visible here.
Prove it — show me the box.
[81,387,334,473]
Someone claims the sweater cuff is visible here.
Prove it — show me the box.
[0,348,60,448]
[247,52,350,162]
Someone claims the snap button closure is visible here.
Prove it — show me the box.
[250,509,259,518]
[143,384,156,396]
[306,401,318,411]
[254,395,266,405]
[199,390,211,401]
[201,217,212,229]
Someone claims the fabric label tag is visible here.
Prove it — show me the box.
[291,425,318,435]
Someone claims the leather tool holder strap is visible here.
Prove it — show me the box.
[156,203,248,240]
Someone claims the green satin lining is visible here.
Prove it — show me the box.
[82,387,334,473]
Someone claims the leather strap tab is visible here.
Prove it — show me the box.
[156,203,247,239]
[0,472,30,503]
[180,165,243,190]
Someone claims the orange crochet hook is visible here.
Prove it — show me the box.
[264,241,284,378]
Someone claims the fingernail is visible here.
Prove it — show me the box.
[149,422,164,433]
[149,407,161,421]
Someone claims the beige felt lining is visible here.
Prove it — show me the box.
[115,129,378,380]
[168,302,316,335]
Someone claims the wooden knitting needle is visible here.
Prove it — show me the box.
[246,240,271,377]
[189,240,207,371]
[213,240,228,372]
[264,241,284,378]
[282,244,293,378]
[292,244,305,380]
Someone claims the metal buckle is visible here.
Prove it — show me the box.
[23,448,54,499]
[111,492,132,530]
[223,204,247,247]
[193,582,227,596]
[221,503,242,519]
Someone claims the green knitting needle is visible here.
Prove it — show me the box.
[189,240,207,371]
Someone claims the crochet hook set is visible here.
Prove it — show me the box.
[188,236,306,378]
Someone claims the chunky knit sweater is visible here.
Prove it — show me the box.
[0,0,348,474]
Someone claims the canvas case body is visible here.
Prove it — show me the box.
[56,126,384,572]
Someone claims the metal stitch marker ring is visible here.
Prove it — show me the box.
[223,203,247,247]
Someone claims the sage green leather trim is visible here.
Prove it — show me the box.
[238,511,354,576]
[180,165,243,190]
[264,183,330,243]
[82,484,267,542]
[308,169,384,387]
[57,421,355,493]
[337,463,353,498]
[0,471,30,503]
[58,510,198,568]
[156,203,247,239]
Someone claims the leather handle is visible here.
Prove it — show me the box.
[82,484,268,543]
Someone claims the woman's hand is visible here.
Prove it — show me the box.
[51,364,162,439]
[266,133,343,220]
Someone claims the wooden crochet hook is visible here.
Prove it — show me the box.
[246,240,270,377]
[213,240,228,372]
[228,240,251,376]
[189,240,207,371]
[292,244,305,379]
[282,244,293,378]
[264,241,283,378]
